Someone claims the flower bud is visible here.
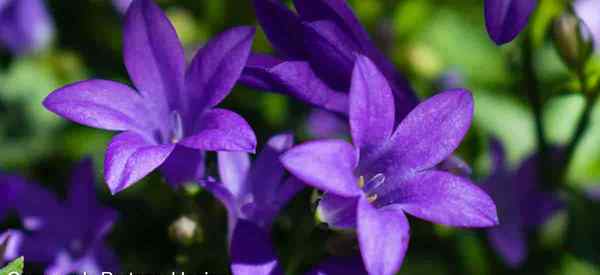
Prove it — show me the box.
[553,12,594,70]
[168,216,200,245]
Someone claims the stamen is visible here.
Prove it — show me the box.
[357,176,365,188]
[170,111,184,143]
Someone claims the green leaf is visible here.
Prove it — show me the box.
[0,257,24,275]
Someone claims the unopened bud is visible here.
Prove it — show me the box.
[553,12,594,70]
[169,216,200,245]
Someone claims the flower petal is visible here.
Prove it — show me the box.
[0,0,54,54]
[252,0,307,59]
[159,146,205,186]
[105,131,175,194]
[349,55,395,157]
[43,80,152,132]
[230,219,283,275]
[357,197,409,275]
[363,90,474,177]
[123,0,186,112]
[306,109,348,139]
[280,140,361,197]
[302,20,360,90]
[240,54,286,91]
[179,108,257,153]
[199,178,238,240]
[378,171,498,227]
[484,0,537,45]
[218,151,251,199]
[269,61,348,113]
[487,221,526,267]
[186,27,255,110]
[306,256,367,275]
[248,133,294,203]
[316,192,358,229]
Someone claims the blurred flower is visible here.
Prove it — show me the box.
[242,0,419,122]
[280,56,498,275]
[481,139,563,267]
[112,0,133,13]
[305,109,348,139]
[44,0,257,194]
[484,0,537,45]
[202,133,304,240]
[574,0,600,50]
[230,220,367,275]
[0,159,119,274]
[0,0,54,54]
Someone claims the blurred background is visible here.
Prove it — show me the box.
[1,0,600,274]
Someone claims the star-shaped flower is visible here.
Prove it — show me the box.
[280,55,498,275]
[44,0,257,193]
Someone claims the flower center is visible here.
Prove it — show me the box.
[169,111,184,143]
[358,173,385,203]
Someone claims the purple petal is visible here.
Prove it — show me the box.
[105,131,175,194]
[378,171,498,227]
[0,0,54,54]
[489,137,507,173]
[230,219,283,275]
[357,197,409,275]
[307,256,367,275]
[43,80,152,133]
[484,0,537,45]
[159,146,206,186]
[1,176,61,230]
[575,0,600,50]
[123,0,186,113]
[303,20,360,90]
[520,192,563,228]
[113,0,132,14]
[363,90,474,178]
[186,27,255,111]
[179,108,256,153]
[199,178,238,239]
[280,140,361,197]
[248,133,294,203]
[316,192,358,229]
[305,109,348,139]
[0,230,24,262]
[240,54,286,91]
[252,0,307,59]
[269,61,348,113]
[349,55,395,157]
[218,151,251,199]
[487,218,526,267]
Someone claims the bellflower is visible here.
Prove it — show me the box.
[0,159,119,274]
[44,0,257,193]
[0,0,54,54]
[201,133,304,239]
[484,0,537,45]
[241,0,418,120]
[575,0,600,50]
[481,139,563,267]
[280,55,498,275]
[231,220,367,275]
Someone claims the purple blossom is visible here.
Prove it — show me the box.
[112,0,133,13]
[241,0,418,121]
[280,55,498,275]
[0,159,119,274]
[43,0,257,193]
[575,0,600,50]
[484,0,537,45]
[0,0,54,54]
[201,133,304,239]
[481,139,563,267]
[305,109,349,139]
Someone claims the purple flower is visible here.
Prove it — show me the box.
[280,55,498,275]
[241,0,418,121]
[43,0,257,193]
[0,159,119,274]
[484,0,537,45]
[305,109,349,139]
[0,0,54,54]
[230,219,367,275]
[202,133,304,239]
[481,139,563,267]
[112,0,133,13]
[575,0,600,50]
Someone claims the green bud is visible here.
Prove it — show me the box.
[553,12,594,71]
